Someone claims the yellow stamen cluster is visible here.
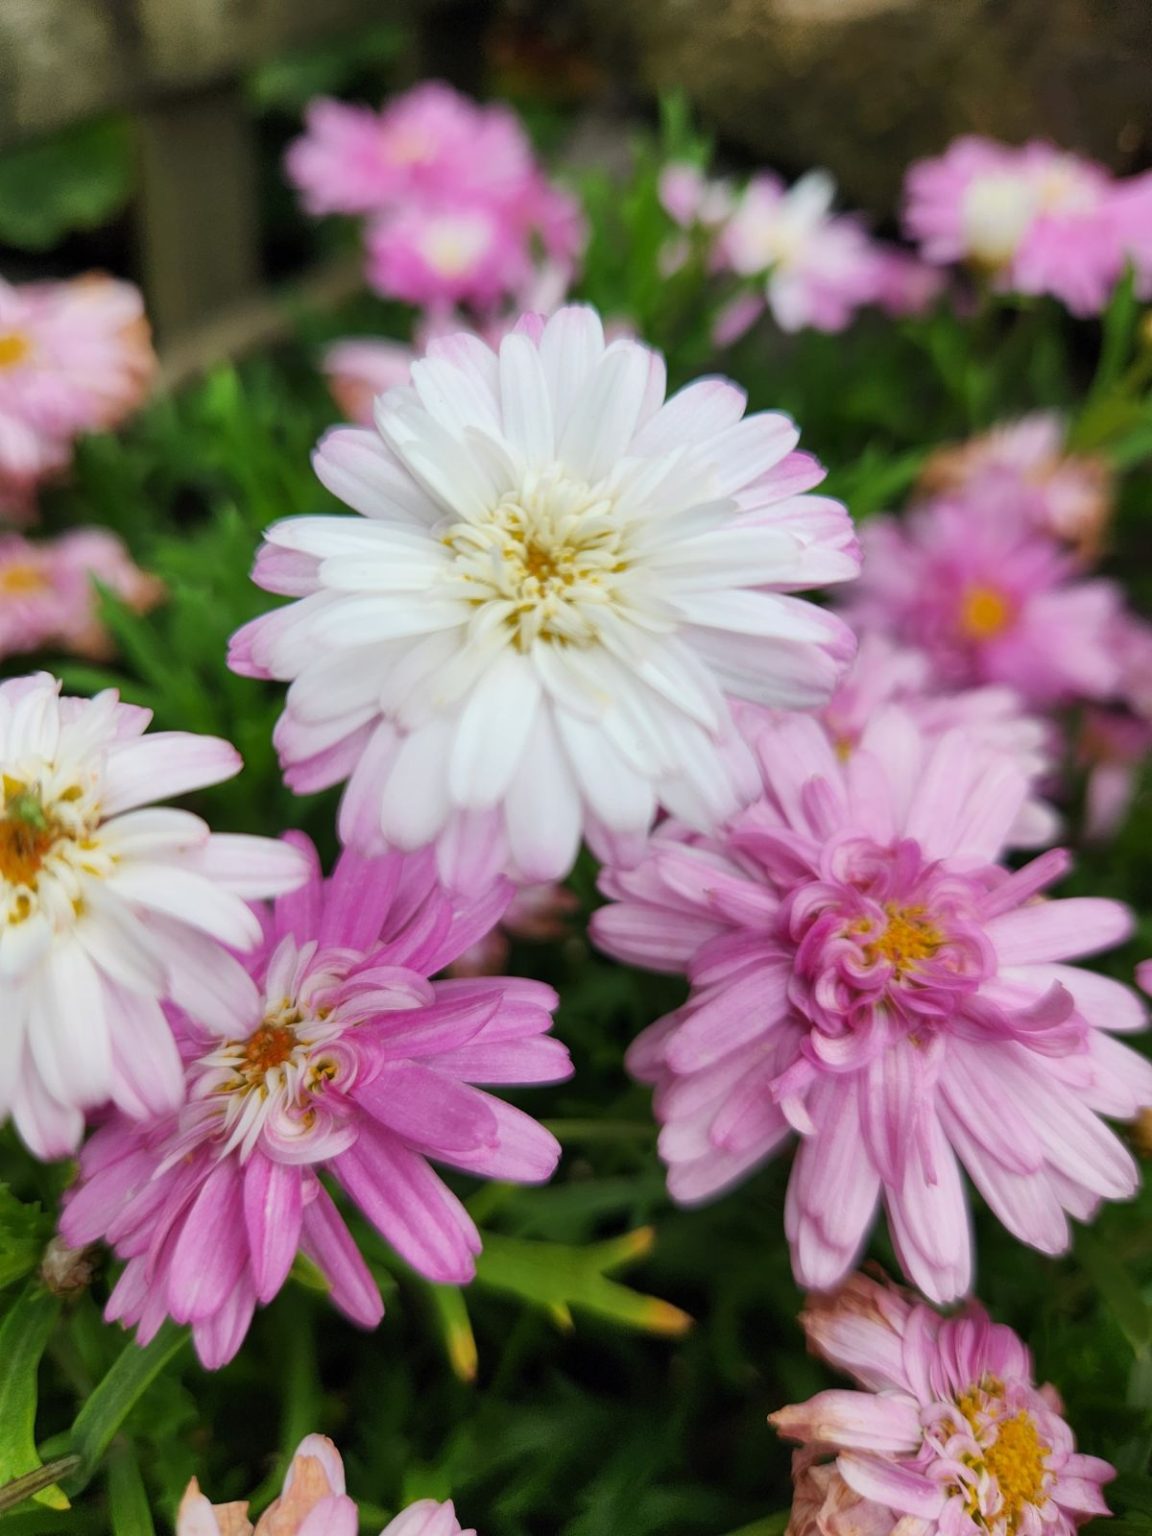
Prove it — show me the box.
[959,584,1013,641]
[955,1377,1050,1533]
[862,903,943,975]
[0,331,30,370]
[0,780,58,889]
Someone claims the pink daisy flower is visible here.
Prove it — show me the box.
[0,273,155,520]
[591,704,1152,1302]
[821,633,1058,850]
[773,1272,1114,1536]
[918,414,1113,560]
[0,527,164,662]
[903,138,1122,315]
[61,834,570,1367]
[231,304,858,890]
[0,672,306,1160]
[177,1433,474,1536]
[842,484,1125,707]
[718,171,884,334]
[365,203,531,310]
[285,83,538,220]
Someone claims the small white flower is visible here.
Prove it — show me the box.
[232,305,859,889]
[0,673,307,1158]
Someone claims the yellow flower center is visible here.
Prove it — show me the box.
[0,331,30,370]
[445,467,635,651]
[238,1019,302,1082]
[0,563,48,595]
[955,1378,1050,1533]
[0,790,58,888]
[959,584,1013,641]
[863,903,943,974]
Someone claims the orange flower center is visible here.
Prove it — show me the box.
[0,563,48,595]
[960,584,1013,641]
[239,1020,301,1080]
[0,784,57,887]
[0,331,31,370]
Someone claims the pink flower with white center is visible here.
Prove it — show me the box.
[820,633,1058,850]
[0,273,155,519]
[0,673,306,1161]
[177,1433,475,1536]
[61,835,570,1367]
[231,304,859,890]
[919,414,1113,559]
[285,83,536,219]
[0,528,164,662]
[842,484,1125,707]
[904,138,1122,314]
[773,1273,1114,1536]
[591,704,1152,1301]
[366,204,528,310]
[718,171,883,333]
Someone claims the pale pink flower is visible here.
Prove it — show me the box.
[863,246,947,317]
[0,273,155,519]
[904,137,1122,314]
[919,414,1113,558]
[323,339,416,426]
[62,834,570,1367]
[843,484,1125,707]
[1078,614,1152,839]
[0,673,307,1160]
[773,1273,1114,1536]
[0,528,164,662]
[366,204,530,310]
[285,83,535,219]
[659,163,736,229]
[820,633,1058,849]
[176,1433,475,1536]
[718,171,883,333]
[592,703,1152,1301]
[231,305,858,890]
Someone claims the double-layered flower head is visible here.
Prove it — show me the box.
[232,304,859,889]
[774,1273,1113,1536]
[0,673,305,1159]
[0,273,155,520]
[62,835,570,1367]
[592,704,1152,1301]
[177,1433,474,1536]
[903,137,1124,315]
[843,484,1124,707]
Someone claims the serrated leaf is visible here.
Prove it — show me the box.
[473,1228,692,1338]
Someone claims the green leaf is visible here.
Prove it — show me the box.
[1077,1231,1152,1353]
[473,1229,693,1338]
[0,1188,50,1294]
[106,1444,154,1536]
[1090,266,1139,402]
[0,1286,67,1512]
[0,119,134,250]
[424,1284,478,1383]
[65,1323,189,1495]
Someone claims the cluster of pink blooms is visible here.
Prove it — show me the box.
[178,1433,473,1536]
[844,411,1152,835]
[0,526,164,662]
[904,135,1152,314]
[0,272,155,521]
[772,1272,1113,1536]
[659,161,944,339]
[286,82,584,318]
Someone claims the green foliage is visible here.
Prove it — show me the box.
[0,119,134,251]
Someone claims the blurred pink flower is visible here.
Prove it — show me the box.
[659,162,736,230]
[0,528,164,662]
[718,171,884,333]
[323,339,416,425]
[1078,614,1152,839]
[592,704,1151,1301]
[177,1433,474,1536]
[863,246,947,317]
[774,1272,1114,1536]
[843,484,1125,707]
[62,835,570,1367]
[904,137,1123,314]
[366,204,530,309]
[447,880,581,976]
[919,414,1113,558]
[0,273,154,521]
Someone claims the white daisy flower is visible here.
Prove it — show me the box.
[231,305,859,889]
[0,673,308,1157]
